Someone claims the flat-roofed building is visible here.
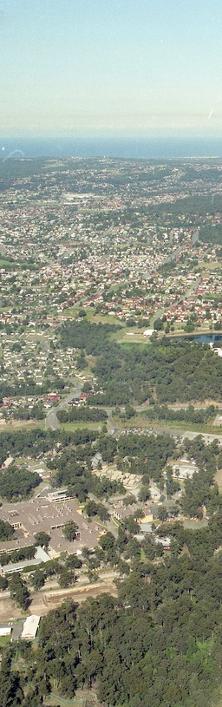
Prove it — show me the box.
[21,615,40,640]
[0,496,101,557]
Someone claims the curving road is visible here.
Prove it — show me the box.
[45,378,83,431]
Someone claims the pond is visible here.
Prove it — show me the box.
[190,333,222,345]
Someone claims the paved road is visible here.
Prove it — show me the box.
[45,377,83,431]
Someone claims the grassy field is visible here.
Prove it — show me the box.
[0,258,17,269]
[202,259,222,272]
[86,308,122,327]
[0,257,36,271]
[59,304,79,318]
[61,421,103,432]
[60,304,123,329]
[115,328,149,344]
[0,635,11,648]
[0,306,11,313]
[0,419,44,433]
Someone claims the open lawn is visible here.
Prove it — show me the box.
[0,258,17,269]
[59,304,79,318]
[0,419,44,433]
[202,259,222,272]
[0,635,11,648]
[86,308,123,327]
[61,421,103,432]
[60,305,123,329]
[115,328,149,344]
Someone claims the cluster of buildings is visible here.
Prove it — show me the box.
[0,614,41,642]
[0,490,101,570]
[0,328,77,403]
[0,161,221,359]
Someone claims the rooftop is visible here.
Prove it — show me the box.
[0,496,101,556]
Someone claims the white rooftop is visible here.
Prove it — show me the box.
[21,615,40,640]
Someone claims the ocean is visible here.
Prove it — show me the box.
[1,136,222,160]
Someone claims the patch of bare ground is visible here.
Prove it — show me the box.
[0,581,117,623]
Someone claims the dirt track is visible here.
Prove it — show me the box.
[0,579,117,622]
[33,581,117,615]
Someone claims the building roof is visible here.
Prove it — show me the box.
[0,626,11,636]
[0,496,100,555]
[21,615,40,639]
[139,522,153,534]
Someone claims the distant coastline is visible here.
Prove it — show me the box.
[1,136,222,160]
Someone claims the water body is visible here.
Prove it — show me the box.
[1,136,222,159]
[186,334,222,345]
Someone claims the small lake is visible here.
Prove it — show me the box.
[187,333,222,345]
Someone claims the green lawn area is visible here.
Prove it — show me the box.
[61,421,103,432]
[0,257,36,270]
[0,258,16,269]
[115,328,149,344]
[202,259,222,272]
[0,635,11,648]
[60,304,79,318]
[91,311,123,327]
[59,305,123,329]
[0,419,44,433]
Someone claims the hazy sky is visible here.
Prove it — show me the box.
[1,0,222,136]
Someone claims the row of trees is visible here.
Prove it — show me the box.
[0,427,99,467]
[145,404,217,425]
[57,407,107,423]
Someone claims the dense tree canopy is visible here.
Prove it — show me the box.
[60,321,222,404]
[0,519,15,541]
[4,533,222,706]
[0,467,41,500]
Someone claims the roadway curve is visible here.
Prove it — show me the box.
[45,377,83,431]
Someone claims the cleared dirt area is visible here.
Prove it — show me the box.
[46,687,102,706]
[38,582,117,614]
[0,580,117,623]
[0,595,23,622]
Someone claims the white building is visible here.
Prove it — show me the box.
[21,615,40,640]
[0,626,11,637]
[172,459,197,480]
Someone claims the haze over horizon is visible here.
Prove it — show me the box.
[1,0,222,138]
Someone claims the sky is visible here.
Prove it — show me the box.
[1,0,222,137]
